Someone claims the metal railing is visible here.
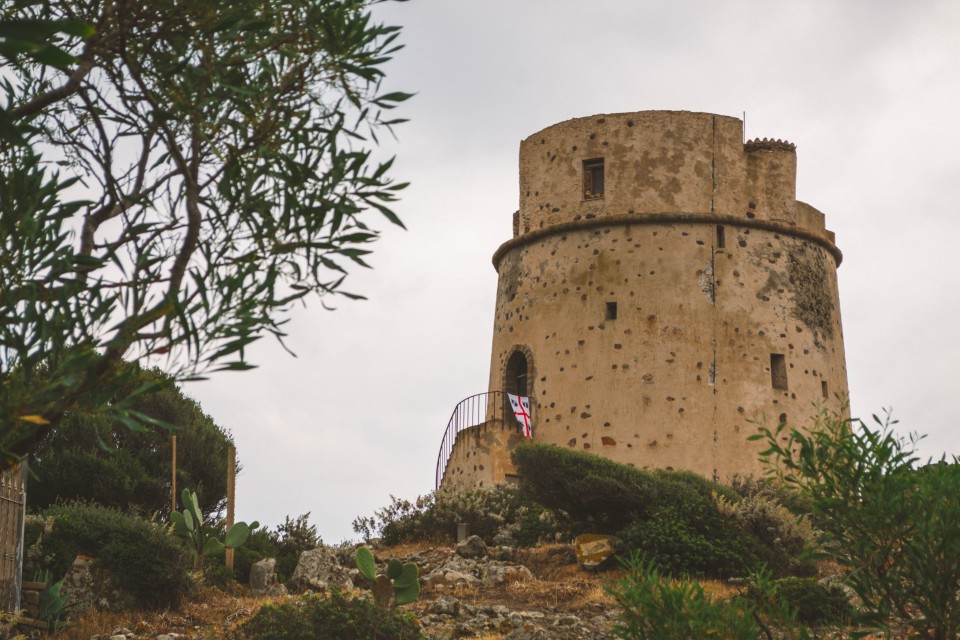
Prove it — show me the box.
[435,391,517,489]
[0,464,26,613]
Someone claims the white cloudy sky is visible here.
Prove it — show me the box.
[185,0,960,542]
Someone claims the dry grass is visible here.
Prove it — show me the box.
[52,587,288,640]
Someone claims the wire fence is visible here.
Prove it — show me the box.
[0,463,27,613]
[435,391,519,489]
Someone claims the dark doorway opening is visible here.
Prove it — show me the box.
[505,351,529,397]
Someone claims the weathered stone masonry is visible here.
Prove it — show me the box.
[441,110,848,489]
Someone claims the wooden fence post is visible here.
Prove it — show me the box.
[225,446,236,578]
[171,434,177,514]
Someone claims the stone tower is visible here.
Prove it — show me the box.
[438,110,848,490]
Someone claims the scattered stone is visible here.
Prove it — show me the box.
[249,558,280,597]
[455,535,488,559]
[574,533,621,569]
[430,594,461,617]
[289,546,353,593]
[59,556,135,613]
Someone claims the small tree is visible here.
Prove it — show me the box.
[28,367,234,518]
[0,0,410,466]
[754,409,960,640]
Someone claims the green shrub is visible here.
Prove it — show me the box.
[749,577,850,626]
[238,591,423,640]
[511,444,802,578]
[352,484,563,546]
[755,409,960,638]
[607,555,759,640]
[272,513,320,582]
[33,502,190,609]
[618,507,761,578]
[29,367,234,519]
[714,486,815,577]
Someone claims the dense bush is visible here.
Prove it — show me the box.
[607,555,759,640]
[747,577,851,626]
[238,591,423,640]
[28,502,191,609]
[29,367,234,519]
[756,409,960,638]
[617,507,761,578]
[715,479,816,577]
[511,444,805,578]
[352,484,563,546]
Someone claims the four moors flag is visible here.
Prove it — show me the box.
[508,393,532,438]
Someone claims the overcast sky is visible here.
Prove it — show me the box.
[185,0,960,542]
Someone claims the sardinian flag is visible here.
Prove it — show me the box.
[508,393,532,438]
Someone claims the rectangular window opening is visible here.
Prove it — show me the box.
[821,380,829,399]
[716,224,726,249]
[770,354,788,390]
[605,301,618,320]
[583,158,604,199]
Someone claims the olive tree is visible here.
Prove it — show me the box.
[0,0,410,465]
[754,410,960,639]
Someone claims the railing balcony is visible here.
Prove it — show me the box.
[435,391,521,490]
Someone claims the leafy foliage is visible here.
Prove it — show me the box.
[170,488,256,575]
[238,591,424,640]
[511,444,806,578]
[715,478,815,577]
[608,556,830,640]
[755,409,960,639]
[355,546,420,607]
[272,513,320,583]
[0,0,410,465]
[35,573,70,632]
[607,555,759,640]
[352,484,563,547]
[28,502,191,609]
[745,577,851,627]
[28,367,233,518]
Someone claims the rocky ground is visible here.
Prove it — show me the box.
[54,538,633,640]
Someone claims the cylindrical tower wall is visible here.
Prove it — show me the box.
[482,111,848,483]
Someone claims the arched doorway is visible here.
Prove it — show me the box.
[505,350,529,397]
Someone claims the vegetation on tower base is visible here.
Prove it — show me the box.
[352,484,564,547]
[510,443,811,578]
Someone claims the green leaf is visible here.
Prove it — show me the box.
[385,559,403,580]
[393,563,420,605]
[355,546,377,581]
[170,511,189,537]
[202,537,224,557]
[224,521,251,548]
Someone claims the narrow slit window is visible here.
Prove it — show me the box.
[583,158,604,199]
[821,380,829,399]
[716,224,726,248]
[605,301,618,320]
[770,354,788,390]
